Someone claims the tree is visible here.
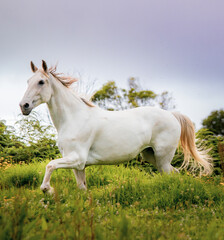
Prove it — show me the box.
[157,91,176,110]
[0,120,15,150]
[0,113,60,165]
[15,112,56,145]
[92,81,122,110]
[196,128,224,175]
[202,109,224,136]
[92,78,175,111]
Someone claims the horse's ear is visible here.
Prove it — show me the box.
[42,60,48,73]
[30,61,38,73]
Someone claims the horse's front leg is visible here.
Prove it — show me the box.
[72,169,87,190]
[40,153,85,194]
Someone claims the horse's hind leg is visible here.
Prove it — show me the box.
[141,147,157,168]
[154,146,177,173]
[72,169,87,190]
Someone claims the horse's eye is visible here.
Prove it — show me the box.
[38,80,45,85]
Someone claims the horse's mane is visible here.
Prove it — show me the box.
[49,65,95,107]
[49,65,77,88]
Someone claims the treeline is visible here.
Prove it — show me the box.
[0,114,60,167]
[0,79,223,175]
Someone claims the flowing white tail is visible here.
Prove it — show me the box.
[172,112,213,175]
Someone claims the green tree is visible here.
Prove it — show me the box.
[125,77,157,108]
[0,120,16,151]
[15,112,56,145]
[196,128,224,175]
[0,113,60,164]
[202,109,224,136]
[92,78,174,111]
[92,81,122,110]
[157,91,176,110]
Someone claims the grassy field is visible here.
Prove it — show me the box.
[0,162,224,240]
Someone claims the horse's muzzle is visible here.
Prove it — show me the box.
[19,102,32,115]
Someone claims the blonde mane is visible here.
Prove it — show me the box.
[49,65,77,88]
[49,65,95,107]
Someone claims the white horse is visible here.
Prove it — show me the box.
[20,60,212,194]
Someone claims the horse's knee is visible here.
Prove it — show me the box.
[46,163,56,172]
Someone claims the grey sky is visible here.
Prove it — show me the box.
[0,0,223,128]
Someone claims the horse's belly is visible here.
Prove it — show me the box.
[86,149,143,165]
[86,137,150,166]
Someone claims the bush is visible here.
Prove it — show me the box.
[0,114,61,165]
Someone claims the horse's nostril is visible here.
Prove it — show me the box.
[24,103,29,109]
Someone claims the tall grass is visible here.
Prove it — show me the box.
[0,163,224,239]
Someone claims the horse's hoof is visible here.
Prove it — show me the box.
[78,184,87,191]
[40,185,54,195]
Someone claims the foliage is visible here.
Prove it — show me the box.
[170,128,224,176]
[196,128,224,175]
[202,109,224,136]
[15,113,55,145]
[92,78,175,111]
[0,120,19,151]
[0,113,60,165]
[0,163,224,239]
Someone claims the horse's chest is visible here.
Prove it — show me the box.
[57,136,78,155]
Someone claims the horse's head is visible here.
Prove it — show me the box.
[20,60,52,115]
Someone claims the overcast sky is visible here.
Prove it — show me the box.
[0,0,223,129]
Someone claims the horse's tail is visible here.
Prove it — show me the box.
[172,112,213,175]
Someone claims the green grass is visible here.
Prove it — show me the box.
[0,162,224,240]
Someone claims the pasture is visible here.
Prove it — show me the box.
[0,161,224,240]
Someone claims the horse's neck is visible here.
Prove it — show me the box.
[47,81,89,133]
